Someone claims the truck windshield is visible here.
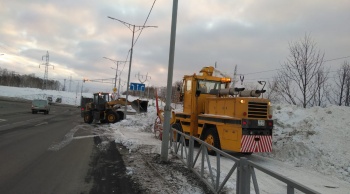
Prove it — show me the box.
[198,80,224,94]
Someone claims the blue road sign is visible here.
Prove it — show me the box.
[130,82,145,91]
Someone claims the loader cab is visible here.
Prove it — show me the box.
[93,93,110,103]
[93,92,111,110]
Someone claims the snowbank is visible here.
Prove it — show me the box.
[263,104,350,183]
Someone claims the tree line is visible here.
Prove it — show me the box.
[146,34,350,109]
[266,34,350,107]
[0,68,61,90]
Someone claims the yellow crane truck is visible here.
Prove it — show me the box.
[173,66,273,154]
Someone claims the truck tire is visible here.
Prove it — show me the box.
[172,123,183,142]
[84,112,93,124]
[204,128,221,155]
[106,111,119,123]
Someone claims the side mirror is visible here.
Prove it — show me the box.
[179,94,184,102]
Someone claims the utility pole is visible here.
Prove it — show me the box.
[68,75,72,92]
[108,16,157,119]
[63,79,66,91]
[161,0,178,162]
[103,57,127,98]
[39,51,54,90]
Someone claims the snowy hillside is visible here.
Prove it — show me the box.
[0,85,93,106]
[1,85,349,193]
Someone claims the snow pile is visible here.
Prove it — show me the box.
[265,104,350,182]
[110,107,159,153]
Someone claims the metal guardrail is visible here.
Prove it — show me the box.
[169,128,320,194]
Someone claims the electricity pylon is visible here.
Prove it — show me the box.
[39,51,54,90]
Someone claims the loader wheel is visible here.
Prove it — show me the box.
[204,128,221,155]
[106,111,119,123]
[117,112,125,121]
[84,112,93,124]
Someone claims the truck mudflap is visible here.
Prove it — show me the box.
[241,135,272,152]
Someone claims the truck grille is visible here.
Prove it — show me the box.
[248,102,268,118]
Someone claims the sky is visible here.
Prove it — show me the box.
[1,0,350,93]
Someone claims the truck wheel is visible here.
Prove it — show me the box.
[84,112,93,124]
[204,128,221,155]
[172,123,183,142]
[106,111,119,123]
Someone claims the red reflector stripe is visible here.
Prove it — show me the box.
[241,135,272,152]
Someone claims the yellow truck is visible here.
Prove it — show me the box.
[173,66,273,154]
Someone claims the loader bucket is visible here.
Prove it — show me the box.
[131,100,149,113]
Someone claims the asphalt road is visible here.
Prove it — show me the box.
[0,98,141,194]
[0,99,93,193]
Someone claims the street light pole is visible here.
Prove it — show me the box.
[103,57,127,98]
[107,16,157,119]
[161,0,179,162]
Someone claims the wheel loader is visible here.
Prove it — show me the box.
[83,92,148,124]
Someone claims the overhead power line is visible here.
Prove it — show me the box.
[240,55,350,76]
[112,0,157,82]
[133,0,157,47]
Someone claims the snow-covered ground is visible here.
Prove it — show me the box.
[1,85,349,193]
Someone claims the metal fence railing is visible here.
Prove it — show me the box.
[170,128,320,194]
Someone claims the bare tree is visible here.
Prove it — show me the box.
[312,69,329,107]
[275,34,325,108]
[275,73,297,105]
[330,61,350,106]
[345,74,350,106]
[265,79,281,104]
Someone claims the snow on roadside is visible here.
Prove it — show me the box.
[110,107,160,153]
[262,104,350,183]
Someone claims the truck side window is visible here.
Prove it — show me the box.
[186,80,192,91]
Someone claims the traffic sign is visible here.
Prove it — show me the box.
[113,87,117,93]
[130,82,145,91]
